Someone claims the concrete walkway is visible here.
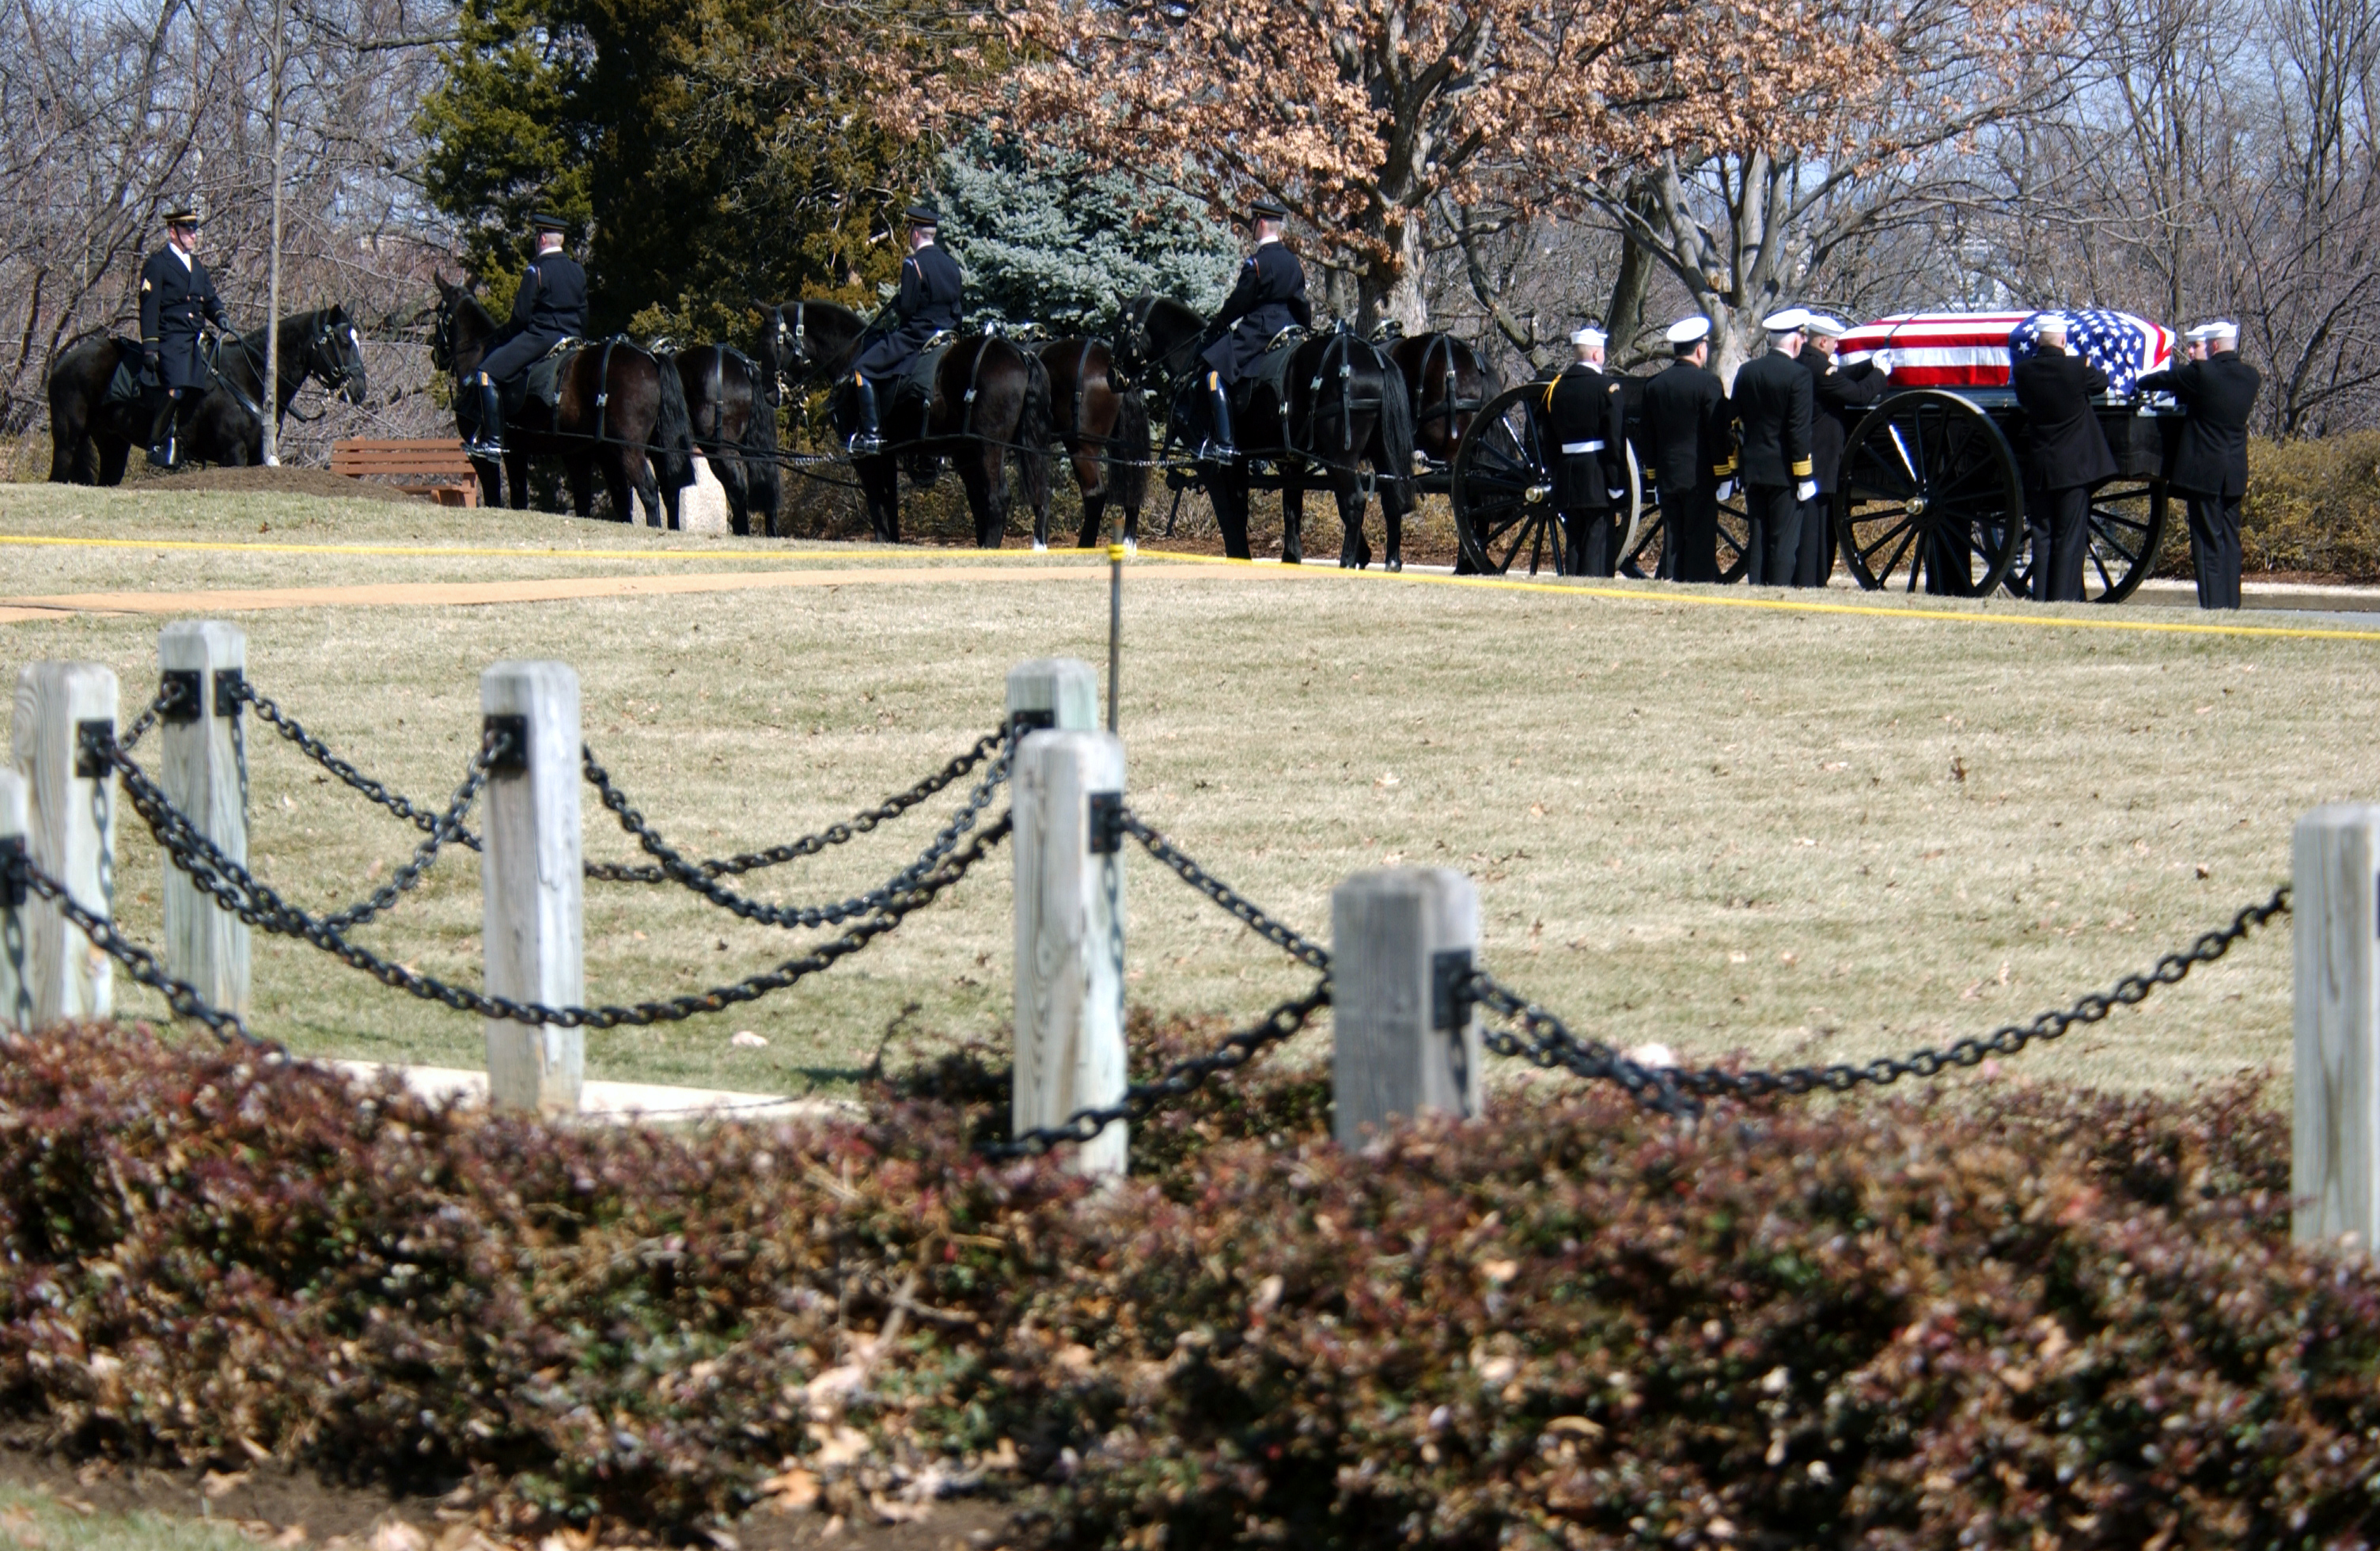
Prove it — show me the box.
[328,1060,851,1124]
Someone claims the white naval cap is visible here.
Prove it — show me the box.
[1665,315,1712,346]
[1571,323,1608,347]
[1761,306,1813,333]
[2186,319,2239,343]
[1803,313,1849,339]
[2032,311,2071,334]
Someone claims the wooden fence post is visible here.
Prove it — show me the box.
[1005,658,1099,738]
[158,622,250,1016]
[1012,728,1128,1176]
[9,663,117,1026]
[1331,867,1484,1147]
[479,661,583,1115]
[2295,803,2380,1247]
[0,769,28,1033]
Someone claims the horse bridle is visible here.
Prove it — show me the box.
[279,314,365,421]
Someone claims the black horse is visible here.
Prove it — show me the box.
[47,305,369,483]
[1040,336,1150,550]
[764,300,1052,548]
[1390,332,1495,470]
[1118,294,1417,569]
[432,278,695,525]
[675,342,782,536]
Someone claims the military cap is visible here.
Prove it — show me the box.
[902,203,942,228]
[2186,319,2238,343]
[1665,316,1713,347]
[1248,195,1290,222]
[1762,306,1813,334]
[1570,322,1608,347]
[161,205,201,228]
[530,211,570,232]
[1803,314,1849,339]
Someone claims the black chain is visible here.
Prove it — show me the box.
[109,722,1008,1027]
[581,734,1012,929]
[117,692,168,753]
[5,847,257,1046]
[983,976,1332,1158]
[1472,884,2294,1117]
[1120,811,1331,972]
[584,729,1003,883]
[236,682,487,853]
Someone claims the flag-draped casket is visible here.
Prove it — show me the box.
[1836,311,2177,396]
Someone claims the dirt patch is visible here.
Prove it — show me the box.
[0,1446,1015,1549]
[155,466,430,504]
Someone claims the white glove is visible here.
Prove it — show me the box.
[1798,480,1818,503]
[1607,488,1627,503]
[1715,479,1736,502]
[1869,349,1892,374]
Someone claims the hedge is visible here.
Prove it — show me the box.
[2239,431,2380,581]
[1,1020,2374,1549]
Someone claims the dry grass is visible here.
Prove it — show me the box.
[0,480,2368,1099]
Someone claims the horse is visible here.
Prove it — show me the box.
[1389,332,1495,469]
[675,342,782,536]
[1116,294,1417,569]
[47,305,369,483]
[431,277,695,525]
[763,300,1052,548]
[1039,336,1150,550]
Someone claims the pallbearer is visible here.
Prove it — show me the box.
[1730,308,1817,586]
[1796,314,1885,587]
[1543,322,1628,576]
[2137,320,2260,610]
[2009,313,2115,602]
[1635,317,1734,582]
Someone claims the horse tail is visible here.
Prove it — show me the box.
[1112,381,1150,518]
[742,354,782,528]
[1374,344,1418,507]
[650,346,697,492]
[1017,343,1055,520]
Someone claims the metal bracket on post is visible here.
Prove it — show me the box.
[0,836,23,909]
[1087,791,1124,855]
[1431,946,1474,1031]
[157,671,203,724]
[1010,707,1055,740]
[214,668,245,718]
[483,714,529,772]
[74,719,115,779]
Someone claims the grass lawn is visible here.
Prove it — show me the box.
[0,480,2370,1098]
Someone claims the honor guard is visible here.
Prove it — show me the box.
[848,202,965,455]
[1542,323,1628,575]
[1635,317,1735,582]
[1731,308,1817,586]
[2138,320,2261,609]
[1198,196,1310,461]
[462,212,589,458]
[2009,313,2116,602]
[138,205,226,468]
[1796,314,1884,587]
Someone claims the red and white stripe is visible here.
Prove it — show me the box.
[1836,313,2033,388]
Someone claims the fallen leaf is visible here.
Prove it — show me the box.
[203,1470,251,1500]
[369,1522,428,1551]
[760,1467,820,1512]
[730,1030,768,1048]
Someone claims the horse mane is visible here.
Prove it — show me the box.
[798,298,867,331]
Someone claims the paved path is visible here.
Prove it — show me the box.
[329,1060,851,1124]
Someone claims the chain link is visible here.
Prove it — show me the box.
[1120,811,1331,972]
[983,976,1332,1158]
[237,681,487,853]
[4,846,258,1046]
[584,729,1003,883]
[116,692,168,754]
[1472,884,2294,1117]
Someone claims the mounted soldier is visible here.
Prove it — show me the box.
[138,204,226,468]
[462,212,588,459]
[1543,322,1628,576]
[847,202,965,455]
[1197,195,1309,461]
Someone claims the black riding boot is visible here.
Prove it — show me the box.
[1199,374,1237,462]
[464,380,506,458]
[146,389,182,469]
[851,376,883,456]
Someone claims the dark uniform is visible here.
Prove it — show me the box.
[1197,199,1309,457]
[2137,347,2260,609]
[1637,356,1734,582]
[2010,342,2116,602]
[1542,360,1628,575]
[848,203,964,452]
[138,208,226,467]
[1798,343,1883,586]
[1730,347,1815,586]
[465,214,589,457]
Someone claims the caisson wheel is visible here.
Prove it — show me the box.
[1450,381,1562,575]
[2000,476,2170,603]
[1618,468,1750,583]
[1837,389,2024,597]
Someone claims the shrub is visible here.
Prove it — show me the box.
[0,1021,2371,1549]
[2158,431,2380,581]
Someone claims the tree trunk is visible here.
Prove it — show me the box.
[1605,182,1658,366]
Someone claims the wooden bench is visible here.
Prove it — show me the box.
[330,438,479,507]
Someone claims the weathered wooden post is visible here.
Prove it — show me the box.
[0,769,29,1033]
[157,621,250,1016]
[2295,804,2380,1247]
[1332,867,1484,1147]
[9,663,117,1025]
[480,661,583,1115]
[1005,657,1099,738]
[1011,726,1128,1176]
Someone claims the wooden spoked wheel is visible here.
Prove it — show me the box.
[1999,476,2170,603]
[1837,389,2025,597]
[1617,475,1752,584]
[1450,382,1563,575]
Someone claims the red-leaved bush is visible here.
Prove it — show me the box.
[0,1019,2370,1549]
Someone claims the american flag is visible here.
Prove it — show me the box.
[1838,310,2175,394]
